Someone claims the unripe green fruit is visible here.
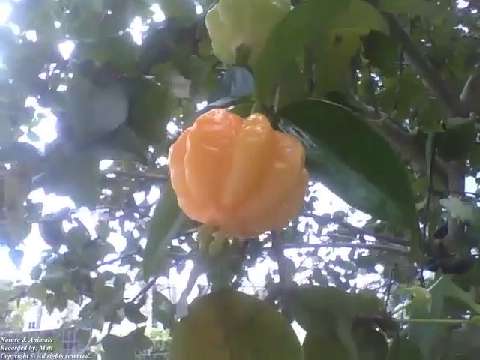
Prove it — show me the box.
[205,0,291,65]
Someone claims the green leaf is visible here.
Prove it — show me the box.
[397,285,432,317]
[304,332,349,360]
[436,119,476,161]
[254,0,351,105]
[30,265,43,281]
[276,62,309,108]
[363,31,399,76]
[128,79,176,143]
[315,30,362,95]
[387,337,423,360]
[28,283,48,302]
[469,316,480,326]
[9,249,23,267]
[93,281,122,305]
[378,71,426,119]
[41,151,102,208]
[407,276,480,359]
[379,0,437,17]
[3,167,32,247]
[77,240,116,269]
[354,326,388,360]
[125,302,148,324]
[229,100,255,117]
[103,327,152,360]
[288,286,385,325]
[280,100,419,247]
[92,124,148,163]
[341,1,388,33]
[0,115,14,146]
[143,182,185,278]
[288,286,385,360]
[101,0,151,35]
[170,290,302,360]
[152,290,175,329]
[429,276,480,315]
[159,0,196,25]
[0,143,42,165]
[77,35,139,75]
[255,0,386,103]
[445,324,480,360]
[439,197,476,223]
[417,98,446,132]
[42,263,69,293]
[66,76,128,144]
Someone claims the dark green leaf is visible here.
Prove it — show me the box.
[28,283,47,302]
[387,337,423,360]
[280,100,419,243]
[363,31,399,76]
[379,0,437,17]
[30,265,43,281]
[159,0,197,25]
[315,30,362,95]
[0,143,42,165]
[304,332,349,360]
[143,182,185,278]
[288,286,384,333]
[42,263,69,293]
[254,0,350,105]
[92,124,148,163]
[103,327,152,360]
[128,80,176,143]
[437,119,476,161]
[8,249,23,267]
[41,151,102,208]
[152,290,175,329]
[277,62,308,108]
[65,76,128,144]
[125,302,148,324]
[406,276,480,359]
[354,326,388,360]
[379,71,425,118]
[314,0,387,95]
[76,35,139,74]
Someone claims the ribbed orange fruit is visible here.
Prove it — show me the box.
[168,109,308,237]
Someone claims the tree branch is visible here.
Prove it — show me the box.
[271,230,294,320]
[108,170,168,182]
[176,263,203,316]
[96,252,138,268]
[281,240,409,255]
[359,99,449,182]
[271,231,293,286]
[333,220,409,245]
[384,13,468,250]
[383,13,467,117]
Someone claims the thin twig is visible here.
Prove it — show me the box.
[108,170,168,181]
[333,221,408,245]
[130,276,159,304]
[176,263,203,314]
[271,231,292,285]
[271,230,293,320]
[96,252,138,268]
[281,241,408,254]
